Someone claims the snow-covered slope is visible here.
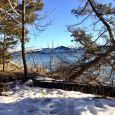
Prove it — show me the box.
[0,85,115,115]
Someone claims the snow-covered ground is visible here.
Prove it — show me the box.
[0,85,115,115]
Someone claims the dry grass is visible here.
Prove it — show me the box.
[0,62,49,83]
[0,62,22,72]
[28,65,49,75]
[0,71,40,83]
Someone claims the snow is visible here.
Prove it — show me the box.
[36,76,55,81]
[0,85,115,115]
[24,79,33,85]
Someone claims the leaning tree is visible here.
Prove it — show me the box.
[68,0,115,85]
[56,0,115,85]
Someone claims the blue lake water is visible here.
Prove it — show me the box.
[12,51,83,70]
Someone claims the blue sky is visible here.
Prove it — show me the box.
[25,0,114,49]
[26,0,80,49]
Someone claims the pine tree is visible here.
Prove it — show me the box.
[0,35,17,71]
[66,0,115,85]
[0,0,44,79]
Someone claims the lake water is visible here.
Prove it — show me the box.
[12,51,83,71]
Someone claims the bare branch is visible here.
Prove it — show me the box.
[88,0,115,44]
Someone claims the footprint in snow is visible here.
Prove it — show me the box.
[108,103,115,107]
[94,102,106,108]
[87,105,97,115]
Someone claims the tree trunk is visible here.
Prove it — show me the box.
[2,47,5,71]
[2,35,5,71]
[22,0,28,80]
